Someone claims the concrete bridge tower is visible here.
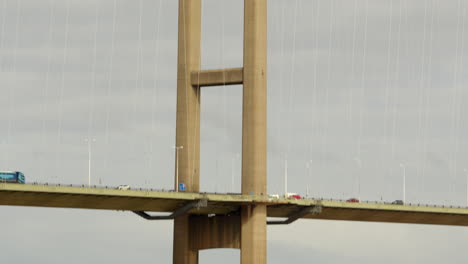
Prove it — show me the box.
[173,0,267,263]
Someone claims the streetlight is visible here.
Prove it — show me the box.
[231,157,235,193]
[84,137,96,187]
[173,146,183,192]
[306,160,312,197]
[464,168,468,207]
[306,160,312,178]
[284,158,288,198]
[400,163,406,203]
[354,157,362,200]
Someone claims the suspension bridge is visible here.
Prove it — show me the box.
[1,0,468,263]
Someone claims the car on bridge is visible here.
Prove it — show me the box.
[268,194,280,199]
[285,193,301,199]
[392,200,404,205]
[0,171,25,184]
[346,198,359,203]
[117,185,130,190]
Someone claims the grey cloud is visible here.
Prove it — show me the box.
[2,0,468,263]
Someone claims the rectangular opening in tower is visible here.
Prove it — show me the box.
[200,85,242,193]
[199,249,240,263]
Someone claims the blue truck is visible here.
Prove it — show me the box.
[0,171,25,184]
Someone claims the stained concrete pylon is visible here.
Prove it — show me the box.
[173,0,267,263]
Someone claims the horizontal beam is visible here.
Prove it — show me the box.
[191,68,243,87]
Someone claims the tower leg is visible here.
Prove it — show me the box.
[174,215,199,264]
[241,205,267,264]
[174,0,202,263]
[241,0,268,264]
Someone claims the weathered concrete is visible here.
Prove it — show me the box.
[174,0,202,263]
[241,204,267,264]
[190,215,241,250]
[242,1,267,197]
[241,1,268,263]
[174,215,198,264]
[175,0,202,194]
[191,68,243,87]
[174,0,269,262]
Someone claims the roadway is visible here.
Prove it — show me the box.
[1,183,468,226]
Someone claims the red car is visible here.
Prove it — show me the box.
[289,194,301,199]
[346,198,359,203]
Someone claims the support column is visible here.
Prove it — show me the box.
[241,0,267,264]
[174,215,199,264]
[173,0,202,263]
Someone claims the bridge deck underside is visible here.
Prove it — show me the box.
[268,204,468,226]
[1,184,468,226]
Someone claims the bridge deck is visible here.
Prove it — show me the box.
[1,183,468,226]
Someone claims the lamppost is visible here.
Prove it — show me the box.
[284,158,288,198]
[464,168,468,207]
[173,146,183,192]
[306,160,312,197]
[231,157,235,193]
[354,157,362,200]
[84,138,96,187]
[400,163,406,203]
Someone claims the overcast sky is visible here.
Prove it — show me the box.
[1,0,468,263]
